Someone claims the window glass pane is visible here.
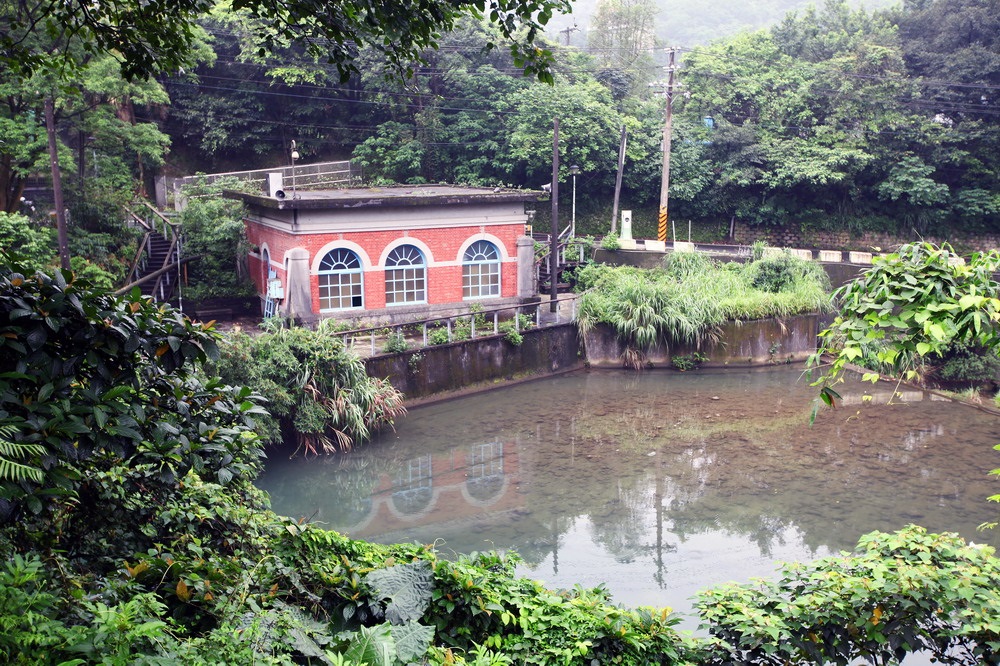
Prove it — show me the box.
[318,249,363,310]
[385,245,426,305]
[462,241,500,299]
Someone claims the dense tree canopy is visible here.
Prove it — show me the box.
[0,0,570,81]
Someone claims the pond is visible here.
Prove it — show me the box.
[257,365,1000,629]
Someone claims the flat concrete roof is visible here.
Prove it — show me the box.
[226,184,548,210]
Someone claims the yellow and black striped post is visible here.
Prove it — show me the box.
[658,205,668,242]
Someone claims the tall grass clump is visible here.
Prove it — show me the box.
[577,251,832,367]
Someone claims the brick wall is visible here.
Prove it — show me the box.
[246,220,524,317]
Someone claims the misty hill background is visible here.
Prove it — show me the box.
[548,0,898,47]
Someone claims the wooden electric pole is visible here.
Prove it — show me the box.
[550,118,560,312]
[611,124,627,234]
[559,23,579,46]
[657,48,677,243]
[44,97,71,270]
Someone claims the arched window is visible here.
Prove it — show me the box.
[384,244,426,305]
[318,248,364,311]
[462,240,501,299]
[261,248,278,318]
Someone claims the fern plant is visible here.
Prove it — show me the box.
[0,424,43,484]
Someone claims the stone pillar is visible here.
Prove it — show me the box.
[620,210,633,241]
[619,210,637,250]
[516,235,536,298]
[282,247,314,322]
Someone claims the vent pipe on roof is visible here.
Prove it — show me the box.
[267,173,284,198]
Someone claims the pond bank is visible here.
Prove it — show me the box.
[366,314,822,403]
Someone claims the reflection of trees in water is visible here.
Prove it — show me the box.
[589,480,657,564]
[264,371,999,570]
[260,452,389,527]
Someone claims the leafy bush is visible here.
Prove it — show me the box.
[213,325,406,454]
[0,554,88,663]
[429,327,451,345]
[0,254,265,526]
[935,341,1000,385]
[384,330,408,353]
[812,242,1000,396]
[0,213,54,271]
[696,526,1000,665]
[576,254,831,368]
[499,322,523,346]
[746,252,831,294]
[671,352,707,371]
[601,232,621,251]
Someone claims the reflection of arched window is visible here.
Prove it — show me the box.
[466,441,505,502]
[318,248,363,311]
[385,244,426,305]
[391,455,433,515]
[463,241,500,299]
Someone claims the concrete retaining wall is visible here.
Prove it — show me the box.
[365,323,583,403]
[583,314,819,368]
[369,314,817,405]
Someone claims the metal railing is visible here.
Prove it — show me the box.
[532,234,591,288]
[319,295,580,358]
[121,203,183,302]
[169,161,360,208]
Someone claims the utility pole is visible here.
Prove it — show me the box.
[44,97,70,270]
[550,119,560,313]
[657,47,677,243]
[611,124,627,234]
[559,23,579,46]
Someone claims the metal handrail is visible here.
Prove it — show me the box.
[124,231,151,286]
[121,202,183,300]
[321,295,580,357]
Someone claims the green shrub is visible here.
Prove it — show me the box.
[429,327,451,345]
[0,213,55,271]
[0,554,87,664]
[213,325,406,454]
[601,232,621,251]
[696,526,1000,665]
[499,322,523,346]
[747,252,831,294]
[384,330,408,353]
[936,341,1000,384]
[671,352,707,371]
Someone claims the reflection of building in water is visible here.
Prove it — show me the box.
[466,441,505,504]
[346,439,522,538]
[391,455,434,514]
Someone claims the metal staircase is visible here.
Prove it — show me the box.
[533,230,588,294]
[120,202,182,303]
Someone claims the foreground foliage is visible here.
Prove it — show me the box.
[697,526,1000,665]
[576,252,831,367]
[810,242,1000,403]
[212,321,406,455]
[2,255,999,665]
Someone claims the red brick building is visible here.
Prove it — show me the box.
[229,184,546,323]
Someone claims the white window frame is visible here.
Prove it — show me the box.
[318,248,365,311]
[462,240,501,299]
[384,244,427,306]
